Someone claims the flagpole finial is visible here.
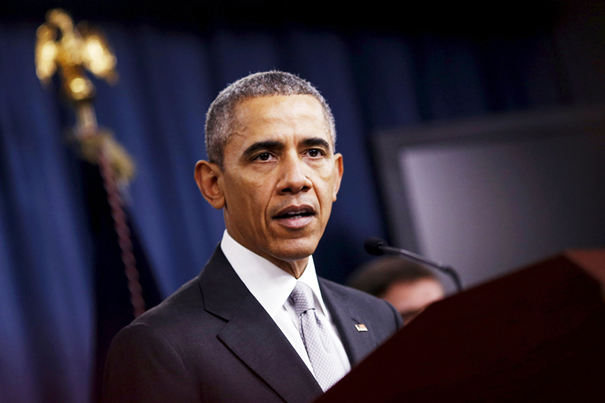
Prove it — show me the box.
[36,8,134,184]
[35,8,118,103]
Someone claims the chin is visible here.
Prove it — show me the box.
[270,237,319,261]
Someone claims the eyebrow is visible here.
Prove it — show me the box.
[301,137,331,151]
[242,140,284,158]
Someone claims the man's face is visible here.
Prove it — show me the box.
[382,279,445,324]
[210,95,343,272]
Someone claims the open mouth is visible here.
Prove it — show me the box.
[274,206,316,220]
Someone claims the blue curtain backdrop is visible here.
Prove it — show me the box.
[0,16,573,403]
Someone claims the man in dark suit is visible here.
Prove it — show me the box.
[103,71,402,403]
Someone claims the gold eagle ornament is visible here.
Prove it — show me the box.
[35,8,134,184]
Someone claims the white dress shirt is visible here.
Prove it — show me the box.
[220,230,351,382]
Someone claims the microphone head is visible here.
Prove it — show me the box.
[364,237,387,256]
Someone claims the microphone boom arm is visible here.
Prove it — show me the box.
[381,245,463,293]
[365,238,463,293]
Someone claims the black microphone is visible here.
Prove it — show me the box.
[364,237,463,293]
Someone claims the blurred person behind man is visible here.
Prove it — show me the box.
[347,256,445,324]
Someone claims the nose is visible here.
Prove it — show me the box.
[278,153,312,194]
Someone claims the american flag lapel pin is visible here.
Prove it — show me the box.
[354,323,368,332]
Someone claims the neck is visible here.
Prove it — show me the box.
[271,257,309,279]
[224,229,310,279]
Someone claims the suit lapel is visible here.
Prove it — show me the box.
[199,247,323,403]
[319,279,378,366]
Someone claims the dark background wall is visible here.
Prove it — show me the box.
[1,1,604,402]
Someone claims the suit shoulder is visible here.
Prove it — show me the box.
[109,273,224,361]
[319,277,403,329]
[320,277,387,305]
[129,276,204,329]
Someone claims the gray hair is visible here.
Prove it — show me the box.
[204,71,336,168]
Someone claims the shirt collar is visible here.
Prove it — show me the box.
[220,230,329,320]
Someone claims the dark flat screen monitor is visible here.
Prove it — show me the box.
[373,106,605,292]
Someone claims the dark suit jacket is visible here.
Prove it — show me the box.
[103,246,402,403]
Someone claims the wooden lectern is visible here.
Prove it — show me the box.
[317,250,605,402]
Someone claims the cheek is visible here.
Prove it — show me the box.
[225,177,254,211]
[235,180,272,218]
[317,173,339,202]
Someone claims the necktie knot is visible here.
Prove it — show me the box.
[289,282,315,317]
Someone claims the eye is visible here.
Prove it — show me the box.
[306,148,325,158]
[254,152,274,162]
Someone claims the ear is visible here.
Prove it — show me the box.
[194,160,225,210]
[332,153,344,201]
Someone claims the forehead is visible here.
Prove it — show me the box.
[391,279,443,303]
[231,95,331,143]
